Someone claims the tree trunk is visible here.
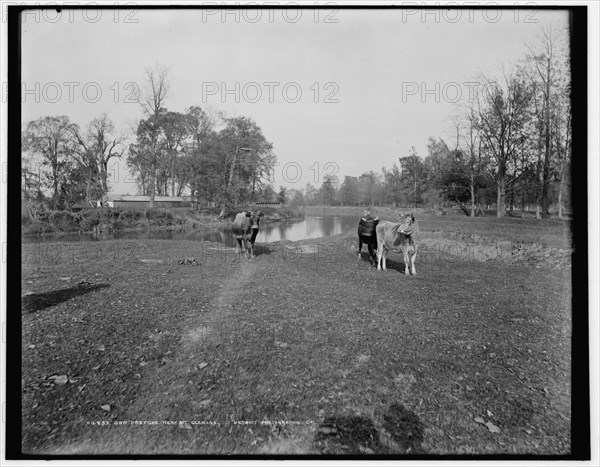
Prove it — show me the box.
[539,63,552,219]
[228,150,238,187]
[149,170,155,208]
[457,202,470,216]
[86,178,92,205]
[100,161,108,194]
[497,173,506,218]
[541,140,551,219]
[413,179,417,208]
[470,176,475,218]
[558,186,563,219]
[558,160,567,219]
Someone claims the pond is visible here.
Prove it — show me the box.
[22,214,361,247]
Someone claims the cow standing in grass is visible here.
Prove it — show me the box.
[232,211,264,258]
[357,209,379,265]
[376,213,420,275]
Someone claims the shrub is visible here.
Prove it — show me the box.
[78,209,107,231]
[119,209,144,224]
[48,211,80,232]
[145,209,174,226]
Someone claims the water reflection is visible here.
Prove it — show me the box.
[23,215,360,246]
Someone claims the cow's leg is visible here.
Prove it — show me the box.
[358,238,363,260]
[382,248,388,271]
[236,238,243,254]
[403,244,409,275]
[245,238,252,259]
[411,248,417,275]
[376,243,383,270]
[249,229,259,258]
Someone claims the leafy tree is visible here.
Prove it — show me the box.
[382,164,403,207]
[339,176,359,206]
[304,183,318,205]
[217,116,275,216]
[285,188,305,207]
[22,115,78,207]
[399,148,426,208]
[319,175,337,206]
[277,186,287,204]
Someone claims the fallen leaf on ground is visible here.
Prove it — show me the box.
[474,417,485,424]
[100,404,111,411]
[486,421,501,433]
[49,375,69,385]
[198,362,208,369]
[318,427,337,434]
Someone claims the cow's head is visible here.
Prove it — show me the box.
[248,210,264,229]
[397,212,417,235]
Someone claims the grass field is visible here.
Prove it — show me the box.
[20,214,573,455]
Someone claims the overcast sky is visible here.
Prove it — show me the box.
[20,7,569,194]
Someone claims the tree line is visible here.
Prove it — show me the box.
[22,65,277,218]
[285,25,571,219]
[22,25,571,219]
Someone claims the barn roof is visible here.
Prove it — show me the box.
[103,194,186,202]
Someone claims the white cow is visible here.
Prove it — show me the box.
[376,213,420,275]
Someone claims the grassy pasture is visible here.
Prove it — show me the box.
[20,214,573,455]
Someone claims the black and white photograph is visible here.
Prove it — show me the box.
[2,1,596,461]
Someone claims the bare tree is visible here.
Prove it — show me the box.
[474,72,532,217]
[70,114,126,203]
[446,111,488,217]
[525,25,569,218]
[140,64,170,207]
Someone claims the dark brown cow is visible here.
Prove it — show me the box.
[357,209,379,265]
[376,213,420,275]
[231,210,264,258]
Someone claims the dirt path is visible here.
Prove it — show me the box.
[183,258,256,349]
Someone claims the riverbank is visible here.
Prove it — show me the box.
[21,206,304,236]
[19,219,573,455]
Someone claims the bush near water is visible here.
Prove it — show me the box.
[21,206,304,236]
